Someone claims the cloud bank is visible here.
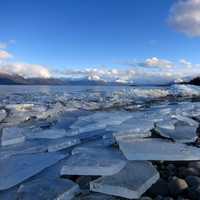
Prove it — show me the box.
[139,57,174,68]
[168,0,200,37]
[0,50,12,60]
[61,57,200,85]
[0,41,199,85]
[0,63,51,78]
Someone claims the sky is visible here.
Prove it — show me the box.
[1,0,200,84]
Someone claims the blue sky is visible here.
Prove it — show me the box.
[0,0,200,84]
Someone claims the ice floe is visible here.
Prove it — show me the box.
[90,161,159,199]
[118,138,200,161]
[17,178,80,200]
[0,152,66,190]
[1,127,25,146]
[61,147,126,176]
[155,115,198,143]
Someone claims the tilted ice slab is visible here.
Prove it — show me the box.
[61,147,126,176]
[17,178,80,200]
[1,127,25,146]
[155,115,199,143]
[0,152,66,190]
[106,118,153,139]
[26,128,68,139]
[47,137,80,152]
[70,111,133,132]
[0,140,48,160]
[90,161,159,199]
[118,137,200,161]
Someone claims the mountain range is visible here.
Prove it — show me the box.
[0,72,199,86]
[0,73,125,86]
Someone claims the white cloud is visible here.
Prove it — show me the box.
[0,62,51,78]
[179,59,192,68]
[139,57,174,68]
[59,57,200,85]
[168,0,200,37]
[0,50,12,59]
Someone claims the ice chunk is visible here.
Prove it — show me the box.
[106,118,153,139]
[0,109,7,122]
[71,111,133,131]
[26,128,68,139]
[61,147,126,176]
[155,115,198,143]
[1,127,25,146]
[170,84,200,97]
[0,152,66,190]
[48,137,80,152]
[118,138,200,161]
[90,161,159,199]
[17,178,80,200]
[0,140,48,160]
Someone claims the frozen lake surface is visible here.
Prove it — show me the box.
[1,84,200,199]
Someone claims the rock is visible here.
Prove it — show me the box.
[74,192,119,200]
[25,128,68,139]
[148,178,169,197]
[168,177,188,196]
[154,196,163,200]
[140,197,153,200]
[0,152,66,190]
[90,161,159,199]
[61,147,126,176]
[154,115,198,143]
[75,176,94,190]
[47,137,80,152]
[179,167,200,178]
[188,186,200,200]
[188,161,200,170]
[118,138,200,161]
[185,176,200,189]
[1,127,25,146]
[17,178,80,200]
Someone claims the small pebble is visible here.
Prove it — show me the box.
[168,177,188,196]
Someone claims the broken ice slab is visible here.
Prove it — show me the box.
[61,147,126,176]
[70,111,133,130]
[90,161,159,199]
[47,137,80,152]
[118,137,200,161]
[26,128,68,139]
[0,152,66,190]
[1,127,25,146]
[0,109,7,122]
[3,104,48,126]
[17,178,80,200]
[39,102,65,119]
[170,84,200,97]
[0,140,48,160]
[155,115,198,143]
[106,118,153,140]
[72,138,113,150]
